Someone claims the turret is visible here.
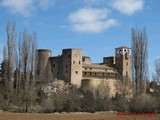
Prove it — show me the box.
[36,49,52,83]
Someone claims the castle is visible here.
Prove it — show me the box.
[36,46,131,95]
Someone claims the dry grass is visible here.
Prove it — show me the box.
[0,112,159,120]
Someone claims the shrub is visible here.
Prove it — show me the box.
[130,93,158,113]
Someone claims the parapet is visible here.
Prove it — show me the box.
[103,56,115,65]
[82,56,91,64]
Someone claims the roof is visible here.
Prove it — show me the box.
[115,46,130,49]
[36,49,51,52]
[82,63,117,70]
[62,48,82,51]
[83,56,90,58]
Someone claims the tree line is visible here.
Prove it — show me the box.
[0,21,160,113]
[0,20,37,112]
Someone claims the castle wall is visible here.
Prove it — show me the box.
[61,49,71,83]
[49,56,61,80]
[81,78,119,97]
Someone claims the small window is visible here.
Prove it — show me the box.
[73,60,75,64]
[85,68,87,70]
[75,71,78,74]
[90,68,92,70]
[53,64,55,67]
[125,53,129,59]
[126,62,128,66]
[82,58,85,62]
[126,71,128,77]
[66,65,68,68]
[66,70,68,73]
[79,61,81,64]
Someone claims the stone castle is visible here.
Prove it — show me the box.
[36,46,131,95]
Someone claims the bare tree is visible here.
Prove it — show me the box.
[19,30,38,112]
[2,20,17,110]
[116,76,133,99]
[11,30,38,112]
[131,27,148,95]
[30,32,37,85]
[95,81,111,111]
[0,46,7,92]
[153,58,160,85]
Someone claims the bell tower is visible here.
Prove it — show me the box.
[115,46,131,80]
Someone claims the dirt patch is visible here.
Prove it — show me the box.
[0,112,159,120]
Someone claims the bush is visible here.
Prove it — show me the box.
[130,93,158,113]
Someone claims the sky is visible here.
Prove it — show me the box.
[0,0,159,79]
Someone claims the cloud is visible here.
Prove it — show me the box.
[68,8,118,33]
[0,0,34,17]
[0,0,56,17]
[112,0,144,15]
[39,0,55,10]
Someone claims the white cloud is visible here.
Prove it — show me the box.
[0,0,34,17]
[68,8,118,33]
[0,0,56,17]
[39,0,55,10]
[112,0,144,15]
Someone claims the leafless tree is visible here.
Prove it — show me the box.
[30,32,37,85]
[18,30,38,112]
[15,33,22,98]
[9,30,38,112]
[116,76,133,99]
[0,46,7,92]
[2,20,17,110]
[131,27,148,95]
[153,58,160,85]
[95,81,111,111]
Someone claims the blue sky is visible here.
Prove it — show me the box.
[0,0,159,79]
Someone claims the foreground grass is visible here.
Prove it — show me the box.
[0,112,159,120]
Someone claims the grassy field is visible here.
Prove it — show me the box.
[0,112,159,120]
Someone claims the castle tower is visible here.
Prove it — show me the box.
[61,49,83,87]
[36,49,52,83]
[115,46,131,80]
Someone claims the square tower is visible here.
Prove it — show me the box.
[61,49,83,87]
[115,46,131,80]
